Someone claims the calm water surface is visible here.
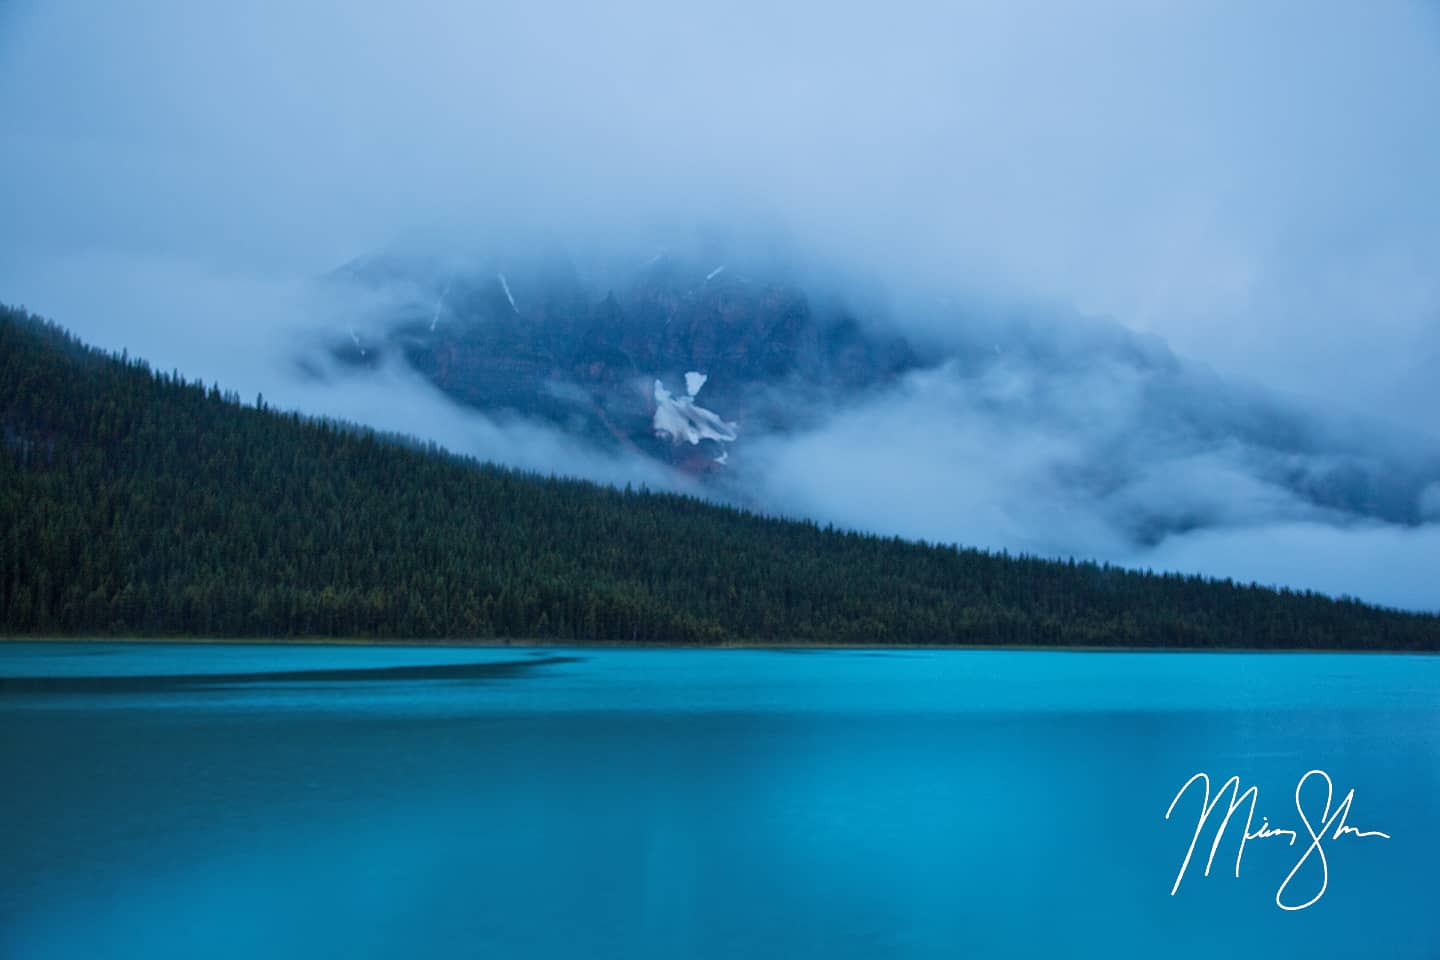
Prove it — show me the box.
[1,643,1436,958]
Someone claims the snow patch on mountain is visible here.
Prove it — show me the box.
[497,273,517,312]
[430,279,451,331]
[653,372,738,447]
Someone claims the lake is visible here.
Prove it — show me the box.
[1,642,1436,958]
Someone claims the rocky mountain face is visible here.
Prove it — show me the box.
[324,253,922,476]
[311,250,1440,545]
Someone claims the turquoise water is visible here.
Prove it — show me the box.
[1,643,1436,958]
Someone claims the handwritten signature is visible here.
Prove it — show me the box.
[1165,769,1390,910]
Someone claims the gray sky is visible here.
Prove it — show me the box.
[4,0,1438,418]
[3,0,1439,607]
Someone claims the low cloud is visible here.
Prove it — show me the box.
[2,0,1438,610]
[8,248,679,491]
[1139,523,1440,613]
[738,353,1440,611]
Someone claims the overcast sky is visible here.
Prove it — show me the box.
[3,0,1439,608]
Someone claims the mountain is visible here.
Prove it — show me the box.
[319,251,922,478]
[4,303,1438,649]
[308,251,1440,549]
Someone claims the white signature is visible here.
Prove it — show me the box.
[1165,769,1391,911]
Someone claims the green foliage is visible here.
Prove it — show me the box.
[2,304,1437,649]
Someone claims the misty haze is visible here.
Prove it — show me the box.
[4,0,1440,610]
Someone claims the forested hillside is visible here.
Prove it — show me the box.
[2,305,1437,648]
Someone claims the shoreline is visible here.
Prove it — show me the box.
[1,635,1430,655]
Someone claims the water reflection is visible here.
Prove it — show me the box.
[1,644,1436,958]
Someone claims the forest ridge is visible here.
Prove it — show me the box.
[2,305,1438,649]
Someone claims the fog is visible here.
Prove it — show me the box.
[2,0,1439,609]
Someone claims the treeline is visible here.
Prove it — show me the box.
[2,304,1437,649]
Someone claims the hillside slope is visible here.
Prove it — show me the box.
[3,305,1437,649]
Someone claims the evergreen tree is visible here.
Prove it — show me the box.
[1,304,1438,649]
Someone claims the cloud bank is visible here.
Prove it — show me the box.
[2,0,1438,609]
